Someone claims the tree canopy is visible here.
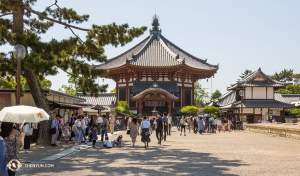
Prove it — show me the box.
[0,0,147,144]
[270,69,294,83]
[0,76,51,90]
[239,69,252,79]
[180,105,198,115]
[194,81,210,106]
[115,101,133,116]
[203,106,219,117]
[279,84,300,94]
[211,90,222,100]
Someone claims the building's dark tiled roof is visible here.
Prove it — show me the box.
[274,93,300,104]
[228,68,286,90]
[132,87,178,100]
[231,100,294,108]
[132,81,178,93]
[78,93,116,106]
[214,90,236,106]
[96,34,218,70]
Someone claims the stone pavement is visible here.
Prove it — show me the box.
[17,127,300,176]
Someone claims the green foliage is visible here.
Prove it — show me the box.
[211,90,222,100]
[194,81,209,106]
[292,73,300,85]
[239,69,252,79]
[203,106,219,116]
[58,85,76,96]
[289,108,300,116]
[0,76,51,90]
[116,100,133,116]
[270,69,294,83]
[180,105,198,115]
[0,0,147,97]
[279,84,300,94]
[110,88,116,93]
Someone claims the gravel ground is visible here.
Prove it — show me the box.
[17,128,300,176]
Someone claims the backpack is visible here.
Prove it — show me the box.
[157,119,163,130]
[209,118,214,125]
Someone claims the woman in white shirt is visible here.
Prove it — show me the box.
[23,123,32,154]
[74,115,83,150]
[140,116,150,148]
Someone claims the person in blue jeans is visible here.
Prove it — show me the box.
[101,115,108,142]
[0,136,8,176]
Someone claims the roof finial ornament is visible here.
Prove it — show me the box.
[150,14,162,35]
[258,67,261,71]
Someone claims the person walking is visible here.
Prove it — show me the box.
[101,115,109,142]
[23,123,32,154]
[228,118,232,132]
[96,114,103,135]
[188,117,193,133]
[1,122,22,176]
[180,116,187,136]
[176,116,181,131]
[91,125,98,148]
[0,135,8,176]
[162,112,168,141]
[205,117,209,133]
[81,115,87,144]
[51,114,60,147]
[116,118,120,130]
[198,116,204,134]
[150,117,155,134]
[155,112,164,145]
[193,116,198,133]
[217,118,223,133]
[74,115,83,150]
[129,117,139,147]
[109,114,115,134]
[209,116,216,133]
[232,118,237,131]
[140,116,151,148]
[167,113,172,135]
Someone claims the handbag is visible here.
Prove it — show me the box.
[50,127,56,134]
[126,129,130,135]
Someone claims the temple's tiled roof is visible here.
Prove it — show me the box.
[228,68,286,90]
[274,93,300,104]
[77,93,116,106]
[132,87,178,99]
[132,81,178,93]
[96,34,218,70]
[231,100,294,108]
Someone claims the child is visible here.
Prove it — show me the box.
[113,135,124,147]
[103,137,112,148]
[222,123,226,133]
[63,123,70,143]
[91,125,98,148]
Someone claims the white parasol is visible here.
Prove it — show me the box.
[0,105,50,123]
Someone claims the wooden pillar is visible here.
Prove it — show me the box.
[168,101,172,113]
[138,101,142,114]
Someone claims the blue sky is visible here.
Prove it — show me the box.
[2,0,300,96]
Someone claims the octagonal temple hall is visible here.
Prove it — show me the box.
[96,15,218,115]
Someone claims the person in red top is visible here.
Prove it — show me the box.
[109,114,115,134]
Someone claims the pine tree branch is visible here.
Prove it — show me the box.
[68,27,84,43]
[24,6,89,31]
[0,13,13,17]
[47,0,61,9]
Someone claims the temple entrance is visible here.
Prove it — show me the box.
[142,100,168,116]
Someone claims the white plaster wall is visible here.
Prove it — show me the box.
[242,108,253,113]
[253,87,266,99]
[254,108,261,114]
[245,87,252,99]
[128,83,133,86]
[185,84,192,87]
[267,87,273,99]
[141,77,147,81]
[157,77,163,81]
[254,77,265,81]
[118,84,126,87]
[177,83,182,87]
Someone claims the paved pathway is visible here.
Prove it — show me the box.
[17,127,300,176]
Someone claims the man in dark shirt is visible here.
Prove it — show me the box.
[162,112,169,141]
[155,112,164,145]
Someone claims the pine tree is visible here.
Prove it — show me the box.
[0,0,147,144]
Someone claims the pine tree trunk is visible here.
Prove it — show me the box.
[13,1,52,145]
[24,70,52,145]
